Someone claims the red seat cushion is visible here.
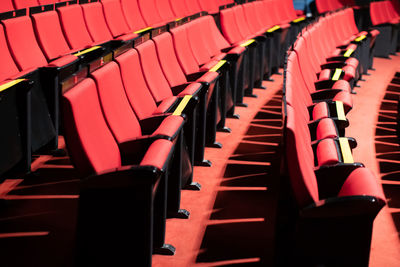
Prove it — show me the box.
[316,118,338,140]
[152,115,184,139]
[316,138,340,166]
[312,102,330,120]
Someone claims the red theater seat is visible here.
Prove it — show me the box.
[0,0,15,12]
[12,0,38,9]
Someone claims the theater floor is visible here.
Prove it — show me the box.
[0,55,399,267]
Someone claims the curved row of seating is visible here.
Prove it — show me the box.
[0,0,235,14]
[0,0,310,265]
[370,0,400,57]
[282,7,386,266]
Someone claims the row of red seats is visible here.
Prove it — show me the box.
[59,8,262,263]
[282,8,386,266]
[316,0,357,14]
[0,0,235,14]
[0,0,227,179]
[370,0,400,57]
[53,1,309,265]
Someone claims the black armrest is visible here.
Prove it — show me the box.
[119,136,156,165]
[140,114,175,135]
[81,165,162,189]
[311,89,344,101]
[186,71,208,82]
[315,162,364,198]
[301,195,385,218]
[321,61,347,70]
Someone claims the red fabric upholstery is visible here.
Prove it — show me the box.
[338,167,385,200]
[0,24,20,82]
[81,2,113,44]
[169,0,190,18]
[135,41,174,103]
[140,138,173,170]
[0,1,15,12]
[62,78,122,175]
[31,10,71,61]
[153,32,188,87]
[316,139,340,166]
[2,16,48,70]
[138,0,163,27]
[120,0,147,32]
[184,0,202,15]
[170,24,202,76]
[91,62,142,144]
[316,118,338,140]
[155,0,176,23]
[12,0,38,9]
[101,0,138,41]
[312,102,330,121]
[57,4,94,51]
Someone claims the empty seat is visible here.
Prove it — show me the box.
[12,0,38,9]
[169,0,190,18]
[284,103,386,266]
[62,77,176,266]
[81,1,114,44]
[57,4,95,51]
[138,0,163,27]
[100,0,138,41]
[155,0,176,23]
[120,0,148,32]
[0,0,15,12]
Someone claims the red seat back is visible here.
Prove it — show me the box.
[57,4,94,51]
[135,40,174,103]
[12,0,38,9]
[155,0,176,23]
[120,0,147,32]
[31,10,71,61]
[0,24,20,81]
[91,61,143,144]
[115,49,159,120]
[101,0,131,38]
[81,2,113,44]
[62,78,122,175]
[169,0,190,18]
[170,24,201,76]
[0,0,15,12]
[153,32,188,88]
[2,15,48,70]
[186,19,213,66]
[138,0,163,27]
[220,8,244,45]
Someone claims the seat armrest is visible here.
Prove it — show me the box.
[81,165,162,190]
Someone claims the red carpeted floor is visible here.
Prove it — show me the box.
[0,55,400,267]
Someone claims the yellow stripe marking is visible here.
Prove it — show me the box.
[0,79,26,93]
[209,60,227,72]
[335,101,346,121]
[175,18,182,21]
[267,25,281,33]
[240,39,255,47]
[355,35,366,42]
[73,46,101,57]
[292,17,306,23]
[343,48,354,57]
[332,68,342,81]
[339,138,354,163]
[134,27,153,34]
[173,95,192,116]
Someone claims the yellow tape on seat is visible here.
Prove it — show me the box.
[134,27,153,34]
[355,35,366,42]
[175,18,183,21]
[292,17,306,23]
[73,46,101,57]
[173,95,192,116]
[339,138,354,163]
[267,25,281,33]
[0,79,26,93]
[335,101,346,121]
[332,68,342,81]
[209,60,227,72]
[240,39,255,47]
[343,48,354,58]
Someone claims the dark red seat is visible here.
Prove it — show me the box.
[62,77,176,267]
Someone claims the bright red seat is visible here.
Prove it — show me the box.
[120,0,148,32]
[0,0,15,12]
[12,0,38,9]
